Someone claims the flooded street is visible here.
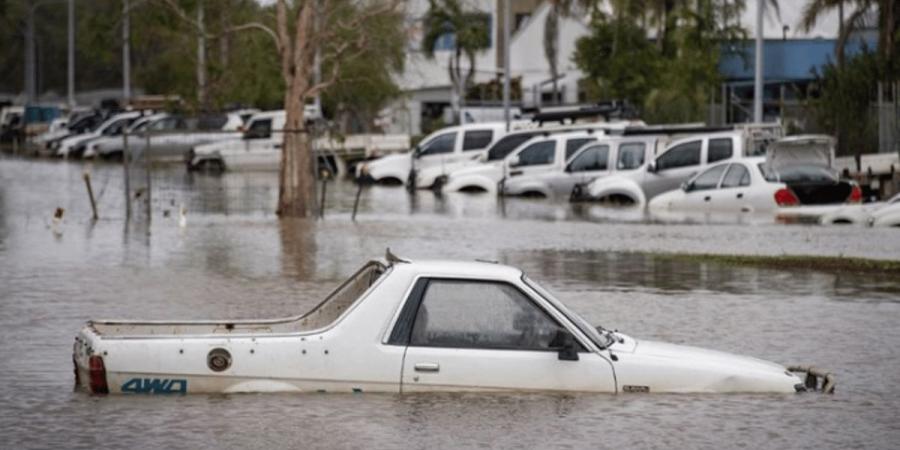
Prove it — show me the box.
[1,155,899,449]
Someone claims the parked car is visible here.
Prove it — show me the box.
[187,110,286,171]
[442,131,601,195]
[72,254,832,395]
[576,125,783,206]
[502,135,668,199]
[82,113,170,159]
[86,113,243,161]
[358,122,509,187]
[819,193,900,226]
[648,156,862,216]
[56,111,142,158]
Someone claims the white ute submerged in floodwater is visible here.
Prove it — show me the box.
[73,252,834,395]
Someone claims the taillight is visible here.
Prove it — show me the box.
[848,185,862,203]
[774,188,800,206]
[88,355,109,394]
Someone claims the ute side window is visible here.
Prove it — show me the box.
[616,142,646,170]
[409,280,566,351]
[656,141,701,171]
[513,141,556,166]
[568,144,609,172]
[721,164,751,188]
[487,133,539,161]
[462,130,494,151]
[418,132,457,156]
[707,138,733,163]
[565,138,596,160]
[244,119,272,139]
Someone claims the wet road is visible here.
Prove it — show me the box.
[1,155,899,449]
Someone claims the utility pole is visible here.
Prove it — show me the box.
[122,0,131,105]
[502,0,511,131]
[25,3,36,103]
[753,0,764,123]
[67,0,75,109]
[196,0,206,109]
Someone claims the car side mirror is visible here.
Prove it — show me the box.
[508,155,521,168]
[550,330,580,361]
[647,162,657,173]
[681,181,692,192]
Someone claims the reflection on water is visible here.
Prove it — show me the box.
[1,155,899,449]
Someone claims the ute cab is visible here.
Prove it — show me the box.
[73,253,833,395]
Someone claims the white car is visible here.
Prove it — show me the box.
[443,131,600,195]
[82,113,169,159]
[57,111,142,158]
[87,113,244,161]
[359,122,508,187]
[73,254,832,395]
[503,135,667,199]
[819,193,900,227]
[580,126,783,207]
[188,110,286,172]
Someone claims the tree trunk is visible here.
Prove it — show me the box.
[278,84,313,217]
[277,2,315,218]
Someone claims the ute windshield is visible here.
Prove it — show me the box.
[522,276,613,349]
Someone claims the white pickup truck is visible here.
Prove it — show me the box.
[358,123,509,188]
[577,125,784,206]
[73,254,832,395]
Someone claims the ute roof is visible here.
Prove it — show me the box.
[386,256,524,281]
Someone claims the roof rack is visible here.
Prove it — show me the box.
[621,125,735,136]
[529,100,636,125]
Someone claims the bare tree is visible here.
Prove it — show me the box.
[272,0,405,217]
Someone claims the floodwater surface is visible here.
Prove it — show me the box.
[1,156,899,449]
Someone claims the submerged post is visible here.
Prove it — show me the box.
[123,127,131,220]
[83,172,99,220]
[318,170,327,219]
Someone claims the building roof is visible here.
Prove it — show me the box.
[718,37,874,82]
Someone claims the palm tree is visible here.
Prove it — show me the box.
[800,0,898,73]
[543,0,595,105]
[422,0,491,123]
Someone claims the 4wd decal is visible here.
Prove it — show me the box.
[121,378,188,394]
[622,385,650,393]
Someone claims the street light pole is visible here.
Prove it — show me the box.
[502,0,511,131]
[122,0,131,105]
[753,0,764,123]
[25,3,36,103]
[67,0,75,109]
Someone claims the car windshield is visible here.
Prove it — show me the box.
[760,164,838,183]
[522,276,613,349]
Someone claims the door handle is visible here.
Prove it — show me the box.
[414,362,440,373]
[510,170,523,177]
[704,196,711,202]
[736,193,743,199]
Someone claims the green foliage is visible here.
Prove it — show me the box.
[808,51,882,155]
[574,5,728,124]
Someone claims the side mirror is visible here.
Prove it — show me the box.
[412,146,422,158]
[681,181,691,192]
[508,155,521,167]
[550,330,580,361]
[647,162,657,173]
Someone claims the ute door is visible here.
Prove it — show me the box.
[557,143,610,195]
[644,140,703,200]
[397,278,616,393]
[450,129,494,166]
[414,131,458,171]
